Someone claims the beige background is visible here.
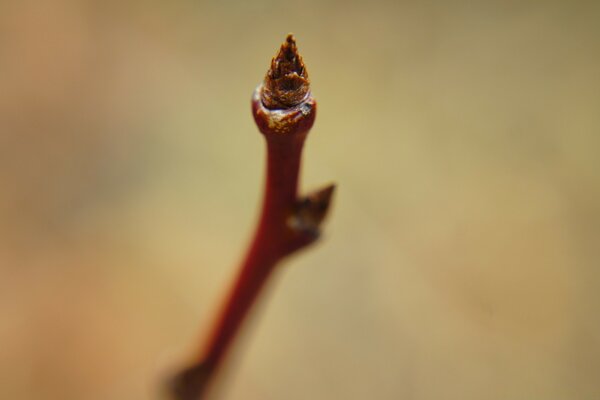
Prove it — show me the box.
[1,0,599,399]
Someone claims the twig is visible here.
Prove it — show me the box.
[170,34,335,400]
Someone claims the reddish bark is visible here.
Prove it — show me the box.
[171,34,334,400]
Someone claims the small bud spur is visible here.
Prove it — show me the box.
[288,184,336,239]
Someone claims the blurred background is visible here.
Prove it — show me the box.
[1,0,599,399]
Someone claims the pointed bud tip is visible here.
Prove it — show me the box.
[261,34,310,109]
[288,184,336,237]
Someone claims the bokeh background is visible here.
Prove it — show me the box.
[1,0,599,399]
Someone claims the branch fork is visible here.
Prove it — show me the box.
[170,34,334,400]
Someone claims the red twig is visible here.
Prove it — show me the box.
[170,34,335,400]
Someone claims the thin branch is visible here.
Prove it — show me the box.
[170,34,335,400]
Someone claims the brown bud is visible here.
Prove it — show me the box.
[261,34,310,110]
[253,34,316,136]
[288,184,336,238]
